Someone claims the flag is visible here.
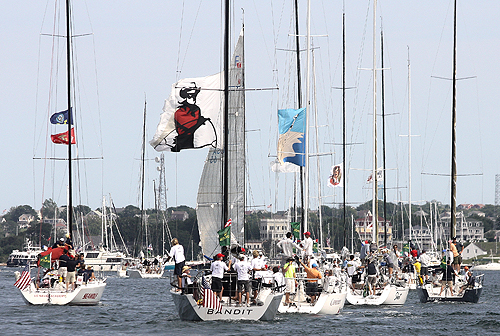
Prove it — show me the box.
[51,128,76,144]
[50,108,73,124]
[150,73,223,152]
[14,265,31,290]
[291,222,301,239]
[201,276,222,312]
[224,218,232,228]
[277,108,306,167]
[328,163,343,187]
[39,253,51,269]
[326,237,331,247]
[366,168,383,183]
[218,222,231,247]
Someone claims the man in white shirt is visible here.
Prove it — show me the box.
[419,249,431,282]
[251,250,265,303]
[210,253,232,301]
[277,232,302,266]
[234,255,252,305]
[169,238,185,291]
[345,255,360,289]
[301,231,314,264]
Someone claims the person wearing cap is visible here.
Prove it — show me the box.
[458,267,474,295]
[277,232,302,267]
[283,257,296,305]
[169,238,186,292]
[234,254,252,306]
[181,266,193,291]
[299,259,322,304]
[210,253,231,301]
[58,248,70,283]
[52,237,66,249]
[301,232,313,265]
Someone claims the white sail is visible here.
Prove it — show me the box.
[197,29,245,257]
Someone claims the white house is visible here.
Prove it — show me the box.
[462,242,487,260]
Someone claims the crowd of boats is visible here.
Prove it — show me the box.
[8,236,486,320]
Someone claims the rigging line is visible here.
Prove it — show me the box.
[178,0,204,79]
[175,0,185,80]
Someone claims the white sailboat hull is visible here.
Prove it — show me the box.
[170,289,283,321]
[126,268,164,279]
[278,291,346,314]
[346,285,409,305]
[472,262,500,271]
[19,281,106,305]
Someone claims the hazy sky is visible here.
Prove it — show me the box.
[1,0,499,214]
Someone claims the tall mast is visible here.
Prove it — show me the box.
[294,0,304,227]
[304,0,311,233]
[141,100,148,252]
[222,0,230,230]
[408,47,413,242]
[450,0,457,239]
[342,5,347,248]
[371,0,379,246]
[66,0,73,237]
[381,22,388,247]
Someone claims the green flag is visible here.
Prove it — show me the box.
[403,243,409,253]
[291,222,300,239]
[40,253,51,269]
[313,241,318,253]
[218,226,231,246]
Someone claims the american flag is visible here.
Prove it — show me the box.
[14,265,31,291]
[202,277,222,312]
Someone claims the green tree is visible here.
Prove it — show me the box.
[4,205,38,222]
[41,198,58,219]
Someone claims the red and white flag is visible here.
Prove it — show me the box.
[224,218,232,228]
[14,265,31,290]
[203,288,222,312]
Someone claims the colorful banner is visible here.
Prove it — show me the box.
[50,108,73,125]
[51,128,76,144]
[277,108,306,167]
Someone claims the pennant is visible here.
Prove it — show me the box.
[277,108,306,167]
[50,108,73,124]
[291,222,301,239]
[328,163,343,187]
[39,253,51,269]
[51,128,76,144]
[218,224,231,247]
[150,73,223,152]
[224,218,232,228]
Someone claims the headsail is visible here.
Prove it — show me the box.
[197,29,245,256]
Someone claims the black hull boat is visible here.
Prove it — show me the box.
[416,274,483,303]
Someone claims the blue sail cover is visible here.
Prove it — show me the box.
[277,108,306,167]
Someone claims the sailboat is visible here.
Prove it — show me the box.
[151,1,282,321]
[416,0,483,303]
[276,0,346,315]
[15,0,106,305]
[345,0,409,306]
[127,101,164,279]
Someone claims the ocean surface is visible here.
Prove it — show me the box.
[1,267,499,336]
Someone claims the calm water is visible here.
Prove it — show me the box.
[1,267,499,335]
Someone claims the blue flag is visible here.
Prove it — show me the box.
[50,108,73,125]
[277,108,306,167]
